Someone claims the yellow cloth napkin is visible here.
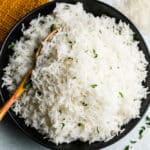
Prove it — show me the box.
[0,0,48,46]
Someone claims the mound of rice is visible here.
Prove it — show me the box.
[2,3,148,144]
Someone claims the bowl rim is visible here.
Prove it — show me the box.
[0,0,150,149]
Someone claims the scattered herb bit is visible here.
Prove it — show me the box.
[119,30,122,35]
[119,91,124,98]
[80,101,88,106]
[61,123,65,129]
[84,50,88,53]
[93,49,98,58]
[24,80,32,90]
[67,57,73,60]
[99,30,102,34]
[138,126,146,139]
[69,40,76,45]
[90,84,98,88]
[141,126,146,130]
[146,116,150,121]
[58,109,62,114]
[124,145,129,150]
[97,127,100,133]
[109,66,112,70]
[130,140,136,144]
[8,43,14,49]
[78,123,82,126]
[72,76,76,79]
[146,122,150,126]
[123,115,150,149]
[50,24,56,32]
[112,25,115,32]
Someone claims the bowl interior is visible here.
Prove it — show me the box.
[0,0,150,150]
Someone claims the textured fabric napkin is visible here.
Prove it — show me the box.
[0,0,48,47]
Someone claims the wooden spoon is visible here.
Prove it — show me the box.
[0,28,58,121]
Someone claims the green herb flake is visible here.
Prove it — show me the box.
[146,122,150,126]
[124,145,130,150]
[72,76,76,79]
[8,43,14,49]
[97,127,100,134]
[99,30,102,34]
[141,126,146,130]
[69,40,76,45]
[67,57,73,60]
[119,30,122,35]
[119,91,124,98]
[112,25,115,32]
[61,123,65,129]
[84,50,88,53]
[50,24,56,32]
[24,80,32,90]
[130,140,136,144]
[93,49,98,58]
[146,116,150,121]
[138,126,146,139]
[80,101,88,106]
[90,84,98,88]
[58,109,62,114]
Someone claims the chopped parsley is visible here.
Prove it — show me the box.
[61,123,65,129]
[119,91,124,98]
[124,145,129,150]
[50,24,56,32]
[58,109,62,114]
[146,116,150,121]
[72,76,76,79]
[130,140,136,144]
[112,25,115,32]
[90,84,98,88]
[146,116,150,126]
[80,101,88,106]
[138,126,146,139]
[97,127,100,133]
[123,115,150,149]
[67,57,73,60]
[8,42,14,49]
[24,80,32,90]
[93,49,98,58]
[119,30,122,35]
[68,40,76,45]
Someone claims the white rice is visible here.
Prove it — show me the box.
[100,0,150,35]
[2,3,148,144]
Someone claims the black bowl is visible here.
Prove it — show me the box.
[0,0,150,150]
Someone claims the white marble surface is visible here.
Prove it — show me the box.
[0,0,150,150]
